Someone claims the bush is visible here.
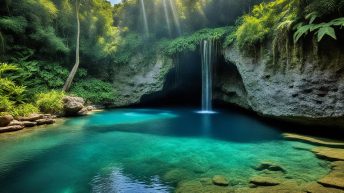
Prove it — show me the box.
[0,96,14,112]
[233,0,298,50]
[36,90,65,114]
[11,103,39,117]
[71,79,115,104]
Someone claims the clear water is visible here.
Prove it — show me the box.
[0,108,329,193]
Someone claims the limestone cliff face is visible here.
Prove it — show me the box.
[216,40,344,126]
[112,54,173,107]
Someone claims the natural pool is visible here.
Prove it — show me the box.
[0,108,330,193]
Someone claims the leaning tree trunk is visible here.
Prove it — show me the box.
[63,0,80,92]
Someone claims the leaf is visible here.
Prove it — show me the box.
[293,25,311,43]
[317,26,336,42]
[330,17,344,27]
[305,12,318,24]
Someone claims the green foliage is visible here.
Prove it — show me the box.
[36,90,65,114]
[0,16,28,34]
[158,27,232,56]
[113,33,144,65]
[30,26,69,54]
[71,79,115,104]
[294,17,344,42]
[303,0,344,18]
[233,0,298,50]
[10,103,39,117]
[0,96,14,112]
[0,63,26,102]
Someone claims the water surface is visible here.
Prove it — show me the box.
[0,108,329,193]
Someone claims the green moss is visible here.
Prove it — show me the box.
[158,27,233,56]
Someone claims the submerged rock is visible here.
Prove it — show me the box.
[163,168,193,185]
[304,182,344,193]
[317,161,344,190]
[212,175,230,186]
[0,115,13,127]
[176,179,233,193]
[312,147,344,161]
[284,133,344,148]
[254,161,286,173]
[249,176,280,187]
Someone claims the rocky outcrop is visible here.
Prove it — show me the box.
[63,96,90,116]
[0,115,13,127]
[0,114,56,133]
[217,39,344,126]
[112,54,173,107]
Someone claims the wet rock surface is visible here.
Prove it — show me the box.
[112,55,173,107]
[220,41,344,126]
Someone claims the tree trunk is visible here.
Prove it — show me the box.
[63,0,80,92]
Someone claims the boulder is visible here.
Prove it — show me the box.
[9,120,24,126]
[86,106,94,111]
[63,96,85,116]
[17,114,43,122]
[0,125,24,133]
[0,115,14,127]
[36,119,55,125]
[212,175,230,186]
[77,107,89,116]
[22,121,37,127]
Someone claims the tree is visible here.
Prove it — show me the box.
[63,0,81,91]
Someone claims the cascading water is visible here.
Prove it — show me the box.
[199,39,215,114]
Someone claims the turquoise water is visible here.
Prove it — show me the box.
[0,108,329,193]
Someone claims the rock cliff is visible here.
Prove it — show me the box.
[112,54,173,107]
[215,39,344,126]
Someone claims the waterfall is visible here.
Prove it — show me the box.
[200,39,214,113]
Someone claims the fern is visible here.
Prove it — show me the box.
[317,26,336,41]
[0,16,28,34]
[0,63,18,76]
[294,17,344,42]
